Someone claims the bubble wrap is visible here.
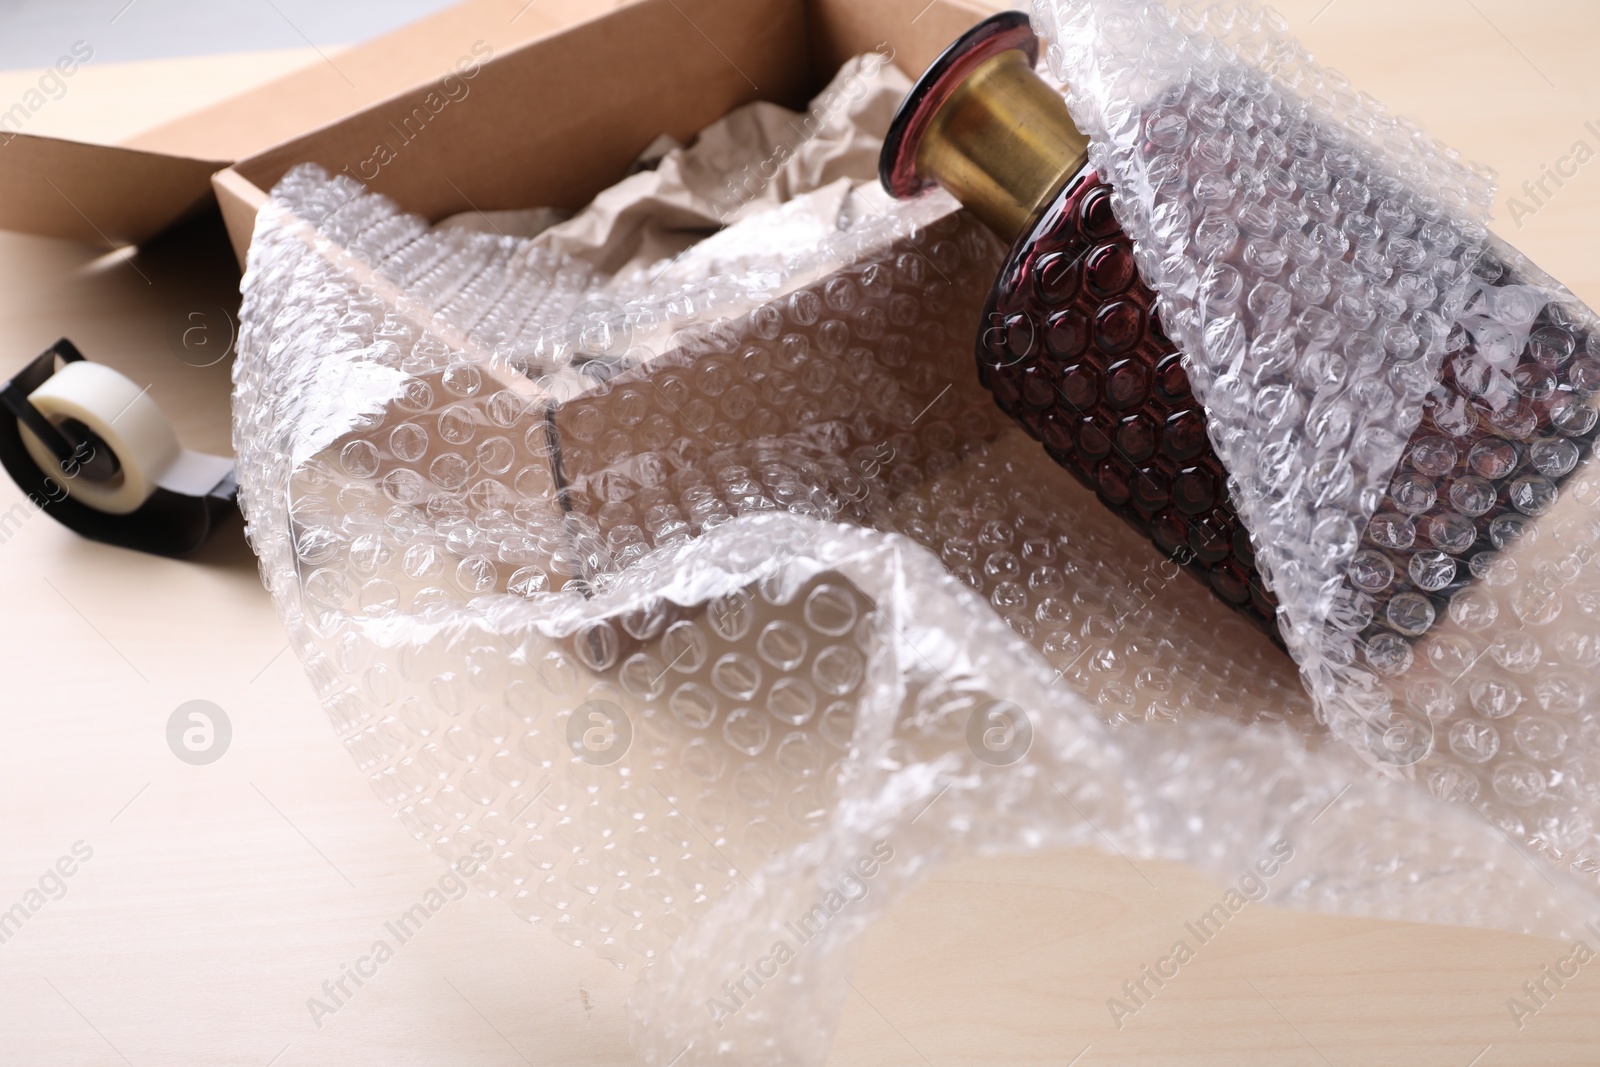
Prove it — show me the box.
[1034,0,1600,878]
[230,12,1600,1065]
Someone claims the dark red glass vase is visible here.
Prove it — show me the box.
[980,169,1276,631]
[883,12,1600,654]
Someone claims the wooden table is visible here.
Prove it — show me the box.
[1,2,1597,1064]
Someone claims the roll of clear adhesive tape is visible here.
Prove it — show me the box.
[17,360,181,515]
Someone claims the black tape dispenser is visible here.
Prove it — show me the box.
[0,339,237,555]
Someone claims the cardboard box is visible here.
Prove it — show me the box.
[195,0,1006,599]
[0,0,665,247]
[1,0,1014,665]
[209,0,998,264]
[0,0,998,254]
[0,0,1293,723]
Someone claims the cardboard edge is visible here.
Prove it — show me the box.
[0,131,227,248]
[212,167,269,270]
[125,0,639,162]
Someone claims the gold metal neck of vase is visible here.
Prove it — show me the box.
[915,49,1091,244]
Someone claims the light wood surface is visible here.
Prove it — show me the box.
[1,3,1599,1065]
[0,49,330,148]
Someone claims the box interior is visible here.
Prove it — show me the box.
[218,0,991,262]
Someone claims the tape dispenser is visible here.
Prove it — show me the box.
[0,339,237,555]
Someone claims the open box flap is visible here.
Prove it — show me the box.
[0,132,225,247]
[0,0,662,246]
[124,0,647,164]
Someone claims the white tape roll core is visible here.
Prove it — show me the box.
[18,361,182,515]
